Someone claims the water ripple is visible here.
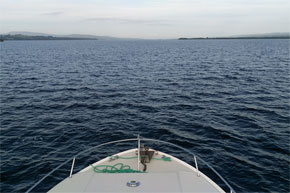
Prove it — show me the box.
[0,39,289,192]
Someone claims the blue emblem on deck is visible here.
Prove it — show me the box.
[127,180,140,187]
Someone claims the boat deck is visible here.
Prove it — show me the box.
[48,149,225,193]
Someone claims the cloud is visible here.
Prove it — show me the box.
[41,11,63,16]
[84,17,172,26]
[0,0,289,38]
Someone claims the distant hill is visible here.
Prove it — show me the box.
[8,31,53,36]
[179,32,290,40]
[0,34,98,41]
[3,31,138,40]
[230,32,290,38]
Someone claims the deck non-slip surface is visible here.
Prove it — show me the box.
[49,172,220,192]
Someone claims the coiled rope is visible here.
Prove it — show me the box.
[91,155,171,173]
[91,163,145,173]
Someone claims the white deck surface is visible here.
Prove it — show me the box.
[49,149,225,193]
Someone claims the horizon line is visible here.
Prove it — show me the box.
[1,31,290,40]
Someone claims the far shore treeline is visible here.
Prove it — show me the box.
[0,34,98,41]
[178,36,290,40]
[0,32,289,41]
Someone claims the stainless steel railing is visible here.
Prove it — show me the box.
[26,137,236,193]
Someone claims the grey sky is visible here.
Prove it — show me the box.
[0,0,289,39]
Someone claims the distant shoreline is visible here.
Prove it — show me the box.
[0,39,98,41]
[0,34,98,41]
[178,37,290,40]
[1,33,289,41]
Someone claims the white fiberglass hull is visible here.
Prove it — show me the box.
[49,148,225,193]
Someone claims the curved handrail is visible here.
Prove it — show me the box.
[25,138,137,193]
[26,137,236,193]
[142,138,236,193]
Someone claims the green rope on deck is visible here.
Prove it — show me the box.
[91,163,145,173]
[152,157,171,162]
[91,155,171,173]
[117,156,138,159]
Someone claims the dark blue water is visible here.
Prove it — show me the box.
[0,40,289,192]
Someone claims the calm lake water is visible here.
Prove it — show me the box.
[0,39,289,192]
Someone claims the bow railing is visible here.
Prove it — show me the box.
[26,137,236,193]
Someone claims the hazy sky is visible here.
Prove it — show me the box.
[0,0,289,39]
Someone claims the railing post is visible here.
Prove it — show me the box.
[194,156,200,177]
[69,157,75,178]
[137,135,140,171]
